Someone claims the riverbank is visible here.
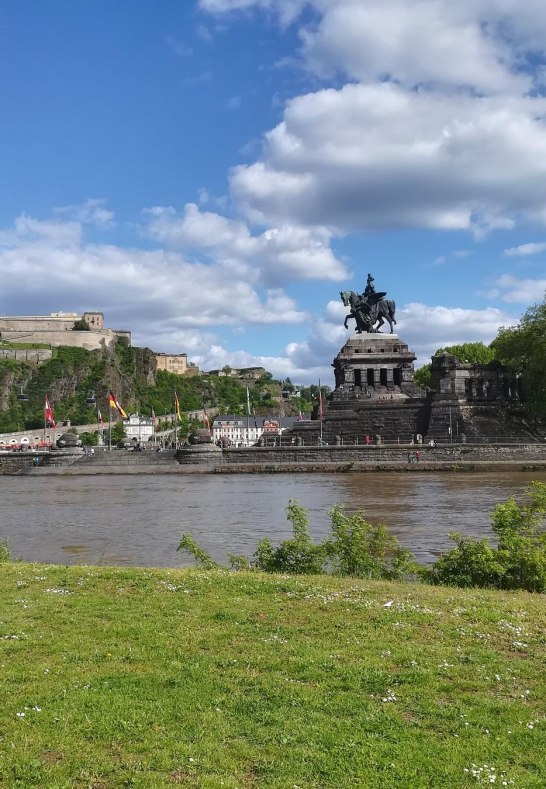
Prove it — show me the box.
[2,442,546,475]
[0,563,544,787]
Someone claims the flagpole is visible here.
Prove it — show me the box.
[246,387,250,447]
[108,407,112,451]
[318,380,323,443]
[174,391,178,449]
[96,404,100,445]
[43,394,46,446]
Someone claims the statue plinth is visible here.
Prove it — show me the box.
[333,333,417,397]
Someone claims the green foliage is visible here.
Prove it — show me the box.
[110,421,125,443]
[427,482,546,592]
[491,297,546,416]
[72,319,90,331]
[254,500,326,574]
[79,431,99,446]
[0,540,11,563]
[324,504,416,580]
[227,553,252,571]
[177,534,221,570]
[434,341,495,365]
[414,363,433,389]
[182,499,414,581]
[0,339,282,433]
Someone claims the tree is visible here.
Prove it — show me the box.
[491,296,546,417]
[79,431,99,446]
[72,319,90,331]
[414,364,433,389]
[111,421,125,443]
[434,342,494,365]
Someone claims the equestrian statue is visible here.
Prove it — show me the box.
[340,273,396,334]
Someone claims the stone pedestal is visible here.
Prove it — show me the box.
[332,333,420,401]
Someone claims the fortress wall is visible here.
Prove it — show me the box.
[0,317,77,332]
[0,349,52,363]
[0,329,119,350]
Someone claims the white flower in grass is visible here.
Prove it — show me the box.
[381,689,397,703]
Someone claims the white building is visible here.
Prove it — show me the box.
[212,415,297,447]
[123,413,154,442]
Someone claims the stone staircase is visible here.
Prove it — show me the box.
[30,448,183,474]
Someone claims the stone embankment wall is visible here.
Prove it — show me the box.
[2,443,546,475]
[219,443,546,468]
[0,454,39,474]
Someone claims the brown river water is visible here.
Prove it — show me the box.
[1,471,545,568]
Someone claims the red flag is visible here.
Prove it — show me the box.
[318,383,324,419]
[203,407,210,429]
[44,395,56,428]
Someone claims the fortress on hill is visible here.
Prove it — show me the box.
[0,311,131,351]
[0,310,200,376]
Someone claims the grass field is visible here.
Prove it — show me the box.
[0,563,544,787]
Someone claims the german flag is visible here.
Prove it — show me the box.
[108,391,128,419]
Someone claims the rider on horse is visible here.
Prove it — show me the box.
[358,273,387,329]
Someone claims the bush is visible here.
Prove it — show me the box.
[324,504,416,580]
[179,499,415,581]
[0,540,11,563]
[426,482,546,592]
[254,500,326,575]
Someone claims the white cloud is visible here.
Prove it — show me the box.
[193,1,546,238]
[231,83,546,234]
[504,242,546,256]
[489,274,546,304]
[201,0,546,88]
[299,1,528,94]
[143,203,349,285]
[396,302,518,366]
[54,199,116,229]
[198,0,307,26]
[0,215,82,247]
[0,212,308,343]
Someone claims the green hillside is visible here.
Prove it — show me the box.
[0,340,314,433]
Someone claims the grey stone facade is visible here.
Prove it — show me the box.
[290,333,537,445]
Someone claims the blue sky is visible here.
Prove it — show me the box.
[1,1,546,384]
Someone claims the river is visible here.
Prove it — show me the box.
[1,471,545,568]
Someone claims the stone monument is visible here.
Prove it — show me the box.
[289,274,528,445]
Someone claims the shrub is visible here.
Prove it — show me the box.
[324,504,416,580]
[254,500,326,575]
[0,540,11,563]
[177,534,220,570]
[427,482,546,592]
[179,500,415,581]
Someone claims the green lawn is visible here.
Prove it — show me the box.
[0,563,544,787]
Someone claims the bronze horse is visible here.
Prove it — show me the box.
[340,290,397,334]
